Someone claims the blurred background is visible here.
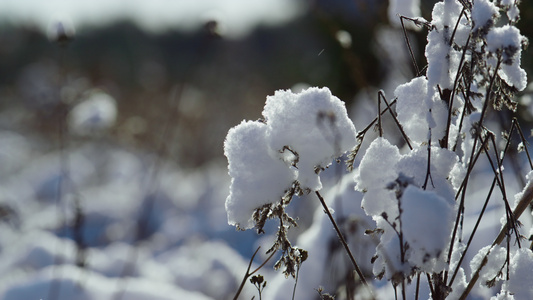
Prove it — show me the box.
[1,0,533,299]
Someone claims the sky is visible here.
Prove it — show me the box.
[0,0,305,38]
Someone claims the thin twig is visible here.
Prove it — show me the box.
[400,16,420,76]
[315,191,374,298]
[234,247,260,300]
[445,135,490,277]
[513,118,533,170]
[378,93,383,138]
[422,128,434,190]
[449,7,466,47]
[378,92,412,150]
[233,246,276,300]
[443,34,471,149]
[448,176,497,286]
[292,265,300,300]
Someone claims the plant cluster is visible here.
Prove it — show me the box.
[225,0,533,299]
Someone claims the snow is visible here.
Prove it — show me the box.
[2,265,214,300]
[506,248,533,299]
[486,25,528,91]
[263,87,357,190]
[225,87,356,229]
[425,0,469,93]
[471,0,499,31]
[401,186,453,266]
[507,5,520,23]
[354,137,401,216]
[393,76,450,144]
[265,176,374,300]
[1,0,532,299]
[469,245,507,287]
[355,137,459,279]
[512,170,533,210]
[224,120,296,229]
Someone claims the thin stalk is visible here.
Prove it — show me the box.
[292,265,300,300]
[486,134,522,246]
[422,128,434,190]
[449,7,466,47]
[315,191,374,298]
[445,135,490,284]
[513,118,533,170]
[378,92,412,150]
[415,273,420,300]
[443,34,471,149]
[358,99,398,136]
[233,246,276,300]
[400,16,420,76]
[378,93,383,137]
[478,58,502,126]
[448,177,497,286]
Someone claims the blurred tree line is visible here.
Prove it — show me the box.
[0,0,531,168]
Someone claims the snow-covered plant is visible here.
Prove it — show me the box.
[225,87,357,279]
[225,0,533,299]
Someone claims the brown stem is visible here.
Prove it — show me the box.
[315,191,374,298]
[233,246,276,300]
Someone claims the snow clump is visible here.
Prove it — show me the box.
[224,87,356,229]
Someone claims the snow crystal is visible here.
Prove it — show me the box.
[448,266,468,299]
[425,29,453,90]
[401,185,454,266]
[263,87,356,190]
[471,0,499,31]
[68,89,117,135]
[224,120,296,229]
[394,77,430,143]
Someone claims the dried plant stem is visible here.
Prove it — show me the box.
[443,34,470,149]
[512,118,533,170]
[448,177,497,286]
[378,91,412,150]
[233,246,276,300]
[292,265,300,300]
[315,191,374,299]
